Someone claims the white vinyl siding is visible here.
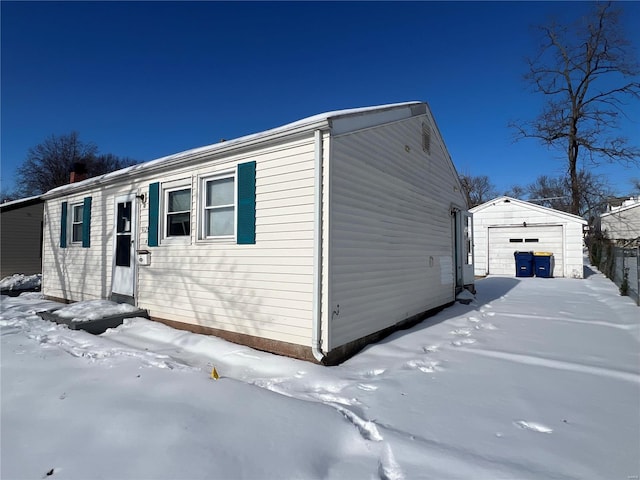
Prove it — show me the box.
[42,186,125,301]
[135,134,317,346]
[328,115,466,349]
[43,135,317,346]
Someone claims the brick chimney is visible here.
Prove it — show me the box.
[70,162,88,183]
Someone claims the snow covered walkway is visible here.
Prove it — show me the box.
[1,267,639,479]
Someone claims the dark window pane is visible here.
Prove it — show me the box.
[73,224,83,242]
[73,205,83,222]
[116,235,131,266]
[509,239,523,243]
[167,212,190,236]
[525,238,539,243]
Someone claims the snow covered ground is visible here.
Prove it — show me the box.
[0,273,41,292]
[1,266,639,480]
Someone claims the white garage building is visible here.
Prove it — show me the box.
[471,196,587,278]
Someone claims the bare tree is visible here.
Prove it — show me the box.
[16,132,97,195]
[512,171,613,220]
[0,189,19,203]
[15,132,137,196]
[459,173,497,208]
[504,184,527,199]
[526,175,571,211]
[93,153,137,177]
[511,2,640,215]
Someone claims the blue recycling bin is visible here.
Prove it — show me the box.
[534,252,554,278]
[514,251,534,277]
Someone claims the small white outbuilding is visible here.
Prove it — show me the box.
[40,102,474,364]
[600,197,640,244]
[470,196,586,278]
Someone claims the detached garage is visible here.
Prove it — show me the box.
[471,196,587,278]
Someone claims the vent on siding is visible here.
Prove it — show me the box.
[422,122,431,155]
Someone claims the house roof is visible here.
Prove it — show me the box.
[600,197,640,218]
[42,101,427,199]
[0,195,43,211]
[470,196,587,224]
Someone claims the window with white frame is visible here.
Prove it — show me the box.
[164,186,191,237]
[201,173,235,239]
[71,203,84,243]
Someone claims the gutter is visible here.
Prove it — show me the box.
[312,129,325,362]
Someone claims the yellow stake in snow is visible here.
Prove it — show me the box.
[211,367,219,380]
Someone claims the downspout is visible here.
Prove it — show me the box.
[312,129,325,362]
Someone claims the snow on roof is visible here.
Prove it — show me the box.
[0,195,42,209]
[43,101,424,198]
[470,196,587,224]
[601,197,640,217]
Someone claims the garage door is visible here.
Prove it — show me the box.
[488,225,564,276]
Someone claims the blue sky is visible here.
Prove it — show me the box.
[2,1,639,197]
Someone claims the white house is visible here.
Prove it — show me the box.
[470,196,586,278]
[40,102,474,364]
[600,197,640,245]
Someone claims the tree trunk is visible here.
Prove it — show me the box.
[568,136,580,216]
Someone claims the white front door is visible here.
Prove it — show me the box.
[454,210,475,289]
[111,194,136,300]
[462,212,475,285]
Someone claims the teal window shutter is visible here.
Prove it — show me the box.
[148,182,160,247]
[82,196,92,248]
[237,161,256,245]
[60,202,68,248]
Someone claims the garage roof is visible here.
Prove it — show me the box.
[470,196,587,225]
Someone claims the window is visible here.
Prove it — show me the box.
[60,198,91,248]
[165,187,191,237]
[525,238,539,243]
[202,174,235,238]
[71,203,84,243]
[509,238,523,243]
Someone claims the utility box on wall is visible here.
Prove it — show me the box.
[137,250,151,266]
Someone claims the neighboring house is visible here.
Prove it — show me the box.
[471,196,586,278]
[41,102,474,364]
[0,196,44,278]
[600,197,640,245]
